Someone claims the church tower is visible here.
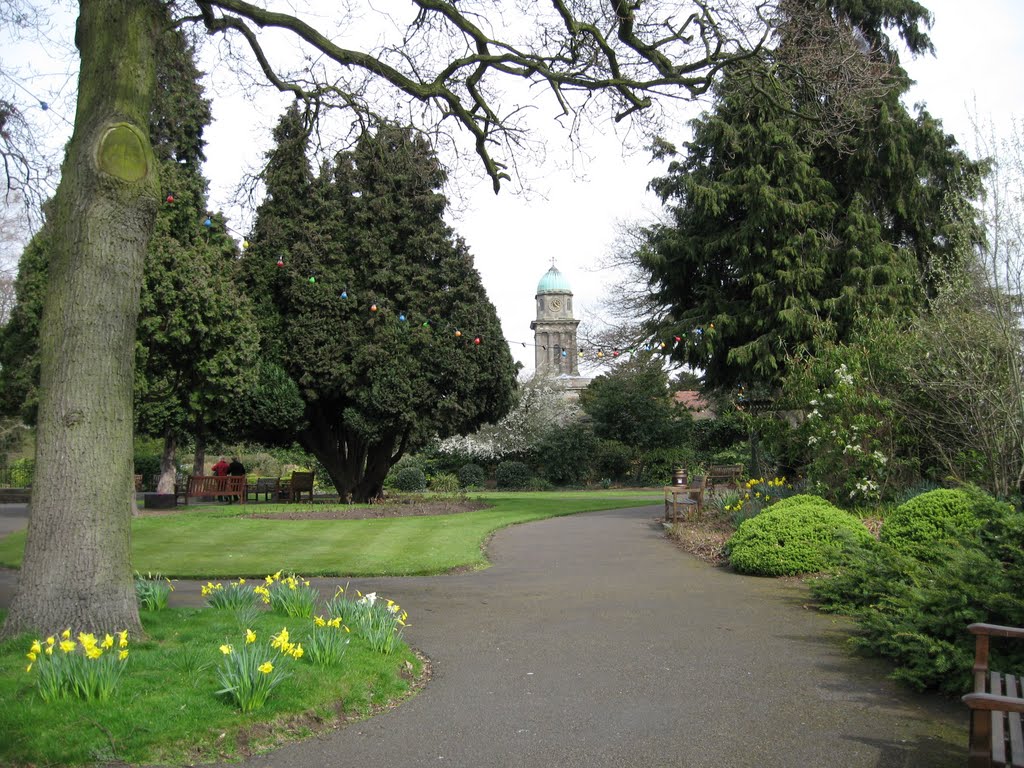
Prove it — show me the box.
[531,265,580,376]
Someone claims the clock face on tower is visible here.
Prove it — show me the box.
[549,297,563,312]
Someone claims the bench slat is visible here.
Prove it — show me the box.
[994,671,1008,766]
[1010,674,1024,768]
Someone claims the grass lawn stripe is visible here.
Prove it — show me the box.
[0,491,661,578]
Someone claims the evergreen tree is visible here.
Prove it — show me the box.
[244,110,517,501]
[0,27,259,494]
[637,0,983,390]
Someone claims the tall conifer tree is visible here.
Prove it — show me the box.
[244,109,516,501]
[637,0,983,390]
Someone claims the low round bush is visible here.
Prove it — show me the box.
[390,466,427,492]
[880,488,982,559]
[495,460,533,490]
[727,495,872,576]
[458,463,486,489]
[429,472,460,493]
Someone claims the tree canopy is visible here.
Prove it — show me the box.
[242,108,517,501]
[635,0,983,390]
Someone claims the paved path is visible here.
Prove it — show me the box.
[1,504,966,766]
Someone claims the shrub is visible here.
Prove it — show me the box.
[429,472,460,493]
[9,457,34,487]
[457,463,486,488]
[880,488,981,559]
[592,439,633,482]
[390,466,427,492]
[809,491,1024,693]
[637,447,696,486]
[726,495,872,576]
[495,460,533,490]
[534,425,596,486]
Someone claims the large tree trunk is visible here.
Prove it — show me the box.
[1,0,162,638]
[299,417,406,503]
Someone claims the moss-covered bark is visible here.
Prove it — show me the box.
[1,0,163,638]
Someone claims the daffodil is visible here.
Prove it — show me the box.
[220,644,233,655]
[258,661,273,674]
[119,649,129,661]
[246,628,257,644]
[101,634,114,649]
[29,640,41,655]
[61,628,71,640]
[85,645,103,660]
[59,639,77,653]
[314,615,326,627]
[118,630,129,648]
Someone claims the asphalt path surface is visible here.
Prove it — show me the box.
[0,503,966,767]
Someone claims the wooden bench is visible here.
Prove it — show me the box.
[963,622,1024,768]
[247,477,280,502]
[288,471,314,502]
[181,475,247,505]
[664,475,706,522]
[707,463,744,491]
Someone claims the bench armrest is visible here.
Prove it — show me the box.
[969,623,1024,640]
[963,692,1024,713]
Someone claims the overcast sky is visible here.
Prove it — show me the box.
[4,0,1023,374]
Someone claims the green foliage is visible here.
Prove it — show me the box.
[25,630,130,703]
[391,466,427,492]
[264,572,319,619]
[880,488,983,559]
[135,573,174,612]
[243,112,516,502]
[592,439,634,483]
[637,447,695,486]
[304,615,351,666]
[533,424,597,486]
[495,460,533,490]
[9,457,34,487]
[428,472,460,493]
[457,463,485,488]
[635,14,982,390]
[580,356,686,452]
[726,495,872,576]
[811,487,1024,692]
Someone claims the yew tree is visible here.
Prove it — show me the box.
[245,111,515,501]
[2,0,772,638]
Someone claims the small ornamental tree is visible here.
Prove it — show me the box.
[242,111,517,502]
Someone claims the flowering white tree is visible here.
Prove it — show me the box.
[436,376,580,461]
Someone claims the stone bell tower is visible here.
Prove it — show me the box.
[531,265,580,376]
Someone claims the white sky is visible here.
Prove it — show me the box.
[3,0,1023,374]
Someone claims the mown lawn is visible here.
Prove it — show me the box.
[0,490,661,578]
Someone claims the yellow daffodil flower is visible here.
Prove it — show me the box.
[258,661,273,674]
[86,646,103,660]
[219,644,233,655]
[118,630,129,648]
[29,640,41,655]
[314,616,326,627]
[119,650,129,661]
[291,644,304,659]
[61,628,71,640]
[59,640,76,653]
[246,629,257,644]
[101,634,114,649]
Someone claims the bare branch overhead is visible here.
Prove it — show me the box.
[189,0,772,191]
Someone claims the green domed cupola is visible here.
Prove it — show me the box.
[537,265,572,294]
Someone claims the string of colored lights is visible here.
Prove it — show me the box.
[185,207,709,362]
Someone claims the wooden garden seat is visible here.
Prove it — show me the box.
[964,623,1024,767]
